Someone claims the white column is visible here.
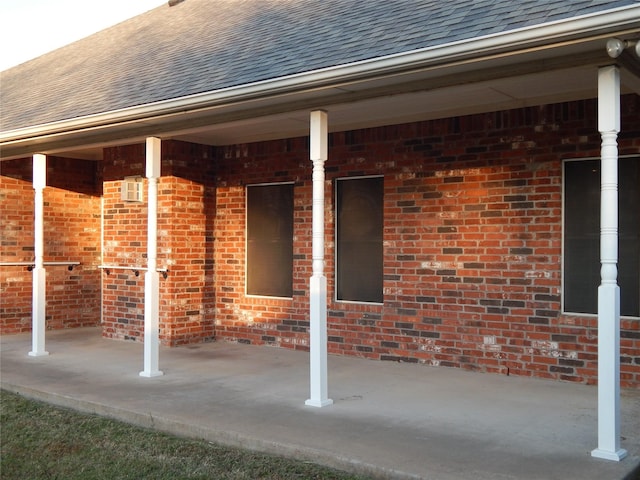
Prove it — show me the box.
[305,110,333,407]
[591,65,626,461]
[140,137,164,377]
[29,154,49,357]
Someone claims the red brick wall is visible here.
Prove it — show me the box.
[213,139,313,349]
[0,162,33,333]
[101,144,148,341]
[159,141,216,346]
[1,96,638,388]
[0,157,101,333]
[212,96,640,387]
[101,141,216,345]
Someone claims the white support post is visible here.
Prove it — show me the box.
[305,110,333,407]
[591,65,626,461]
[29,154,49,357]
[140,137,164,377]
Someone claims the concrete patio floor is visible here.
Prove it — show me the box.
[1,327,638,480]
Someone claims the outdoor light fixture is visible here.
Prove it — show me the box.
[606,37,640,59]
[606,38,625,58]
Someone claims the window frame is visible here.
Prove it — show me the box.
[245,181,295,299]
[562,156,640,318]
[334,175,384,305]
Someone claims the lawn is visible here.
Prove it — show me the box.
[0,390,369,479]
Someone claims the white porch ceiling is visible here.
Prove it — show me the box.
[173,65,601,148]
[59,64,639,162]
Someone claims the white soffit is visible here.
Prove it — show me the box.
[170,64,601,146]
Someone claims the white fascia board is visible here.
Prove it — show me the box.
[1,4,639,145]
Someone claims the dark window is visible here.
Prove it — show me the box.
[336,176,383,303]
[564,158,639,316]
[246,183,294,297]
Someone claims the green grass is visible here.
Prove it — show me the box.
[0,390,369,480]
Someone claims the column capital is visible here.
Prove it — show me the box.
[146,137,162,179]
[598,66,620,133]
[32,154,46,189]
[310,110,328,162]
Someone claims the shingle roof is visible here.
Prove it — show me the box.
[1,0,637,132]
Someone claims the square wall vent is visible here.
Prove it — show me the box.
[121,176,143,202]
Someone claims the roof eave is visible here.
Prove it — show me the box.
[1,4,639,157]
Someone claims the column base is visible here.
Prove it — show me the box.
[28,351,49,357]
[139,370,164,378]
[591,448,628,461]
[305,398,333,408]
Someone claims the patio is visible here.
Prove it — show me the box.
[1,327,638,479]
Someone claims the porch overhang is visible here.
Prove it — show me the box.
[2,1,640,467]
[1,4,639,160]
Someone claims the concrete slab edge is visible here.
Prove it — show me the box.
[622,461,640,480]
[1,383,425,480]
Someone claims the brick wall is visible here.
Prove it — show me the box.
[212,96,640,387]
[1,96,638,388]
[159,141,216,346]
[101,141,216,346]
[0,157,101,333]
[213,138,313,349]
[101,144,148,341]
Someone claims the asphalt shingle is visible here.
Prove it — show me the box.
[0,0,637,132]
